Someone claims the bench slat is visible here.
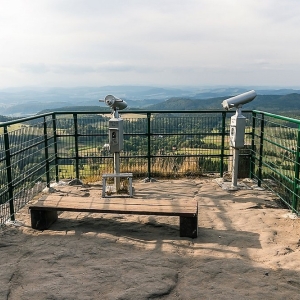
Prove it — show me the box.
[31,195,193,206]
[30,196,197,217]
[102,173,133,178]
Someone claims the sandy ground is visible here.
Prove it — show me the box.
[1,177,300,300]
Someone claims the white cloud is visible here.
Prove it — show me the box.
[1,0,300,88]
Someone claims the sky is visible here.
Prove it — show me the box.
[1,0,300,89]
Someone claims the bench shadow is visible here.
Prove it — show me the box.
[48,214,261,251]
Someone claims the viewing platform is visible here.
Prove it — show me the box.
[2,177,299,299]
[1,108,300,298]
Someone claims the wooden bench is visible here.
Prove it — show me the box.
[29,196,198,238]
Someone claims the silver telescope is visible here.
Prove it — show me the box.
[222,90,256,110]
[99,95,128,110]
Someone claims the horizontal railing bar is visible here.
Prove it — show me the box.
[0,188,9,197]
[9,140,45,157]
[11,159,56,187]
[251,153,294,185]
[45,110,251,115]
[56,153,232,160]
[56,132,225,138]
[1,109,254,128]
[263,137,295,153]
[253,110,300,125]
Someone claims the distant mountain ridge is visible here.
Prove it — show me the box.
[1,86,300,116]
[146,93,300,114]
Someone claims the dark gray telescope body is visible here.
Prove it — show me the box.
[222,90,256,110]
[99,95,128,110]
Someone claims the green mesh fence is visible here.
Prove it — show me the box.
[251,111,300,214]
[0,114,56,224]
[1,109,299,225]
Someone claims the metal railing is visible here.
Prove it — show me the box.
[0,109,299,225]
[251,110,300,214]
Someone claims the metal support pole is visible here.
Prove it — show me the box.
[220,111,226,177]
[258,114,265,187]
[43,116,50,188]
[4,126,15,221]
[114,152,120,191]
[147,112,151,179]
[292,125,300,212]
[231,148,239,188]
[250,111,256,179]
[73,113,80,180]
[52,113,59,183]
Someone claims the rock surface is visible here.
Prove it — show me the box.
[1,178,300,299]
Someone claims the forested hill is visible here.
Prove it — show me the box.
[38,93,300,116]
[1,89,300,117]
[146,93,300,115]
[0,115,14,122]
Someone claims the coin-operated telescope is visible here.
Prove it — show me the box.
[221,90,257,189]
[99,95,128,153]
[222,90,256,150]
[222,90,256,111]
[99,95,128,192]
[100,94,128,111]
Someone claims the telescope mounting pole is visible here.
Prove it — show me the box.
[113,108,120,191]
[231,147,239,188]
[113,108,119,119]
[231,105,243,190]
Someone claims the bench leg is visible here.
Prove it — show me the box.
[102,177,106,197]
[31,210,58,230]
[180,215,198,238]
[129,177,133,197]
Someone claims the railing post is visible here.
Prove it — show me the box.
[220,111,226,177]
[258,113,265,187]
[250,111,257,179]
[52,113,59,183]
[43,116,51,187]
[4,126,15,221]
[147,112,151,179]
[73,113,80,179]
[292,125,300,212]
